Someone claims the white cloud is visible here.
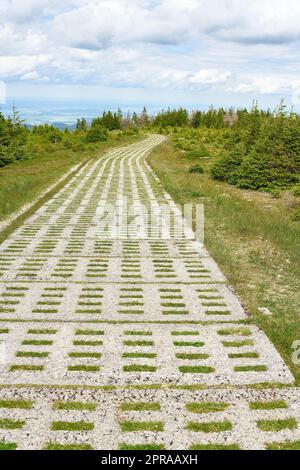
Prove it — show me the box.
[1,1,300,107]
[0,55,50,79]
[190,0,300,44]
[0,0,68,24]
[50,0,192,49]
[189,69,231,85]
[20,71,41,81]
[47,0,300,50]
[0,25,46,55]
[20,71,50,82]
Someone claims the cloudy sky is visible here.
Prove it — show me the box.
[1,0,300,112]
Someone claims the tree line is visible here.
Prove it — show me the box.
[210,101,300,192]
[1,102,300,195]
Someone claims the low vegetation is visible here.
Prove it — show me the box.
[0,102,299,390]
[0,107,142,224]
[150,101,300,195]
[148,107,300,384]
[211,103,300,194]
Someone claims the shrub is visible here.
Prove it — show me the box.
[189,165,204,174]
[185,149,210,159]
[48,129,63,144]
[63,139,72,149]
[292,184,300,197]
[210,146,244,185]
[72,143,85,152]
[86,126,108,143]
[122,128,139,136]
[0,144,29,167]
[292,206,300,221]
[211,110,300,191]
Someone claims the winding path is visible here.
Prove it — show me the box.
[0,136,298,450]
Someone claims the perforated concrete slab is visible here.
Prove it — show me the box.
[0,255,226,283]
[0,387,299,450]
[0,239,210,258]
[0,322,293,386]
[5,219,194,242]
[0,282,246,321]
[0,135,296,450]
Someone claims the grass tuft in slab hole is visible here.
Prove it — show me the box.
[120,402,161,412]
[187,421,232,433]
[120,421,164,432]
[51,421,94,431]
[53,401,96,411]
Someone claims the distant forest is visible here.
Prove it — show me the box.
[1,101,300,195]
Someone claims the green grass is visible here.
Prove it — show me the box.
[124,331,152,336]
[120,287,143,292]
[53,401,96,411]
[76,308,102,314]
[68,365,100,372]
[161,302,186,308]
[171,331,199,336]
[187,421,232,433]
[119,443,165,450]
[51,421,94,431]
[119,301,144,307]
[174,341,204,347]
[10,365,44,372]
[222,340,254,348]
[160,288,180,292]
[68,352,101,358]
[179,366,214,373]
[22,340,52,346]
[122,352,157,359]
[148,136,300,384]
[205,310,231,316]
[16,351,49,358]
[0,154,84,224]
[0,442,17,450]
[75,329,104,336]
[234,365,268,372]
[45,287,67,291]
[0,419,25,429]
[218,328,252,336]
[163,310,189,315]
[32,308,58,313]
[250,400,288,410]
[73,340,102,346]
[257,418,297,432]
[176,353,209,360]
[123,340,154,346]
[118,309,144,315]
[120,402,161,412]
[186,402,229,414]
[266,440,300,450]
[228,352,259,359]
[0,400,33,409]
[120,421,164,432]
[123,365,157,372]
[45,442,93,450]
[0,132,140,235]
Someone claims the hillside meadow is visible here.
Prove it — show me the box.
[148,125,300,385]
